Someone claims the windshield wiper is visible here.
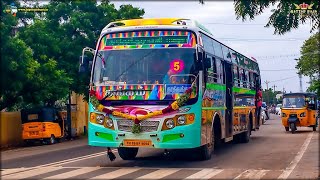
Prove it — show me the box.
[114,49,156,82]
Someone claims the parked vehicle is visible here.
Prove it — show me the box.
[281,92,318,133]
[21,107,65,145]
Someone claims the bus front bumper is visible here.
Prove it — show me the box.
[88,123,200,149]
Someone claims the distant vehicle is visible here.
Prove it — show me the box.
[276,104,282,115]
[281,92,318,133]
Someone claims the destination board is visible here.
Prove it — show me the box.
[106,36,188,46]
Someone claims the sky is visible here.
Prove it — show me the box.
[111,1,315,93]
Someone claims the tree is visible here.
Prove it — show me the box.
[199,0,319,35]
[0,1,39,111]
[296,32,320,96]
[1,0,145,111]
[20,1,144,99]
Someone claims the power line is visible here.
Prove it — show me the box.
[269,76,297,83]
[260,69,296,71]
[217,38,305,42]
[204,22,266,26]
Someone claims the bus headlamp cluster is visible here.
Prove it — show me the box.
[282,113,287,117]
[96,114,105,125]
[90,112,114,129]
[165,119,175,129]
[177,116,186,125]
[162,114,195,131]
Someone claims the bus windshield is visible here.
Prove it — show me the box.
[93,48,197,86]
[282,96,305,108]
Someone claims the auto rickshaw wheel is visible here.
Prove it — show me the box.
[290,123,296,134]
[285,127,289,131]
[312,125,316,131]
[47,135,56,145]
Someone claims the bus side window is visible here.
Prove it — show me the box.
[216,58,224,84]
[233,65,239,86]
[239,67,244,87]
[207,54,217,83]
[244,69,249,88]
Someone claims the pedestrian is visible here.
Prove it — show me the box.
[255,87,263,127]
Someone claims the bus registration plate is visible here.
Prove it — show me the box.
[123,140,152,147]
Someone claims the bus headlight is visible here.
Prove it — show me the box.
[165,119,175,129]
[282,113,286,117]
[96,114,105,125]
[105,119,113,128]
[177,116,186,125]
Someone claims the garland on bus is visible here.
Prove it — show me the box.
[89,85,195,133]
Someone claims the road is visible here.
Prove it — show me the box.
[1,114,319,179]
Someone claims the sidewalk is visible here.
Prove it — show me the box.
[1,137,88,161]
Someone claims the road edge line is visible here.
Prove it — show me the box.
[277,132,314,179]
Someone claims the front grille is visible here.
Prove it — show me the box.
[116,119,160,132]
[289,114,297,118]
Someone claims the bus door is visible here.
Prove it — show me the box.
[224,62,233,140]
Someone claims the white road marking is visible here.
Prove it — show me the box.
[1,168,32,176]
[185,168,223,179]
[278,132,314,179]
[234,169,269,179]
[43,167,101,179]
[2,167,62,179]
[137,169,180,179]
[35,149,117,167]
[90,168,140,179]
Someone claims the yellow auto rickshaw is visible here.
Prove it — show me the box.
[281,92,318,133]
[21,107,65,145]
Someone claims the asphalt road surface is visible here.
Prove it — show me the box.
[1,114,319,179]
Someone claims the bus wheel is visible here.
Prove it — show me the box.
[290,123,296,134]
[285,127,289,131]
[312,125,316,131]
[199,144,212,161]
[118,147,138,160]
[240,121,251,143]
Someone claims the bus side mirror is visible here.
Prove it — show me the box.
[79,55,91,73]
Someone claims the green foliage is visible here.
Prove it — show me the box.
[200,0,319,35]
[1,0,144,111]
[296,33,320,96]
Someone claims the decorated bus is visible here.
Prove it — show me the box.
[79,18,261,160]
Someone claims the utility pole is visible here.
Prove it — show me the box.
[272,84,277,92]
[299,73,303,92]
[264,80,270,90]
[264,80,270,105]
[272,85,277,104]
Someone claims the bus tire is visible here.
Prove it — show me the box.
[118,147,138,160]
[312,125,316,131]
[240,120,251,143]
[199,144,212,161]
[285,127,289,131]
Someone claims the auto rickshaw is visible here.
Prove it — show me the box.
[281,92,318,133]
[21,107,65,145]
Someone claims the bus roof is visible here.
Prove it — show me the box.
[102,18,213,35]
[101,18,259,72]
